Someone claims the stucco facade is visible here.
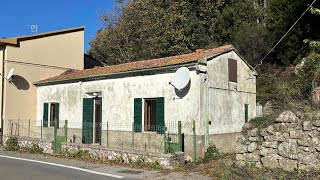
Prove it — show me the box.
[36,47,256,158]
[0,27,84,136]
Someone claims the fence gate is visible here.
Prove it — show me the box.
[164,121,182,153]
[54,120,67,153]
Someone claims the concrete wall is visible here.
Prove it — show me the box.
[37,70,202,134]
[0,49,3,130]
[2,30,84,133]
[207,51,256,135]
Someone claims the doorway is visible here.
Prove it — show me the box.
[82,97,102,144]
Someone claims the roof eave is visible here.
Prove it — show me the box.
[34,62,198,86]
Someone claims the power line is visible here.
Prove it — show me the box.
[254,0,318,70]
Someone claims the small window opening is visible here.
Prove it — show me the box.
[144,99,157,131]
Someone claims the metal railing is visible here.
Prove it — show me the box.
[6,119,53,141]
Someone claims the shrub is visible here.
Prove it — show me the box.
[5,137,19,151]
[28,143,43,154]
[202,144,221,163]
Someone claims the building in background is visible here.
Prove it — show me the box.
[0,26,85,141]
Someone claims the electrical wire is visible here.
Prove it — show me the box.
[253,0,318,70]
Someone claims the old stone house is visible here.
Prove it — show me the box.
[34,45,257,158]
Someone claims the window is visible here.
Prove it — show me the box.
[144,99,157,131]
[43,103,59,128]
[133,97,164,133]
[50,103,58,128]
[228,59,237,83]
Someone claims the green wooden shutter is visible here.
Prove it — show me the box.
[54,103,60,129]
[156,97,165,134]
[98,97,102,144]
[82,98,93,144]
[43,103,48,127]
[245,104,249,123]
[133,98,142,132]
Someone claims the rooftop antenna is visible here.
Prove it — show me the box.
[27,24,38,34]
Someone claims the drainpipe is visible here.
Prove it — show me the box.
[0,45,6,145]
[205,73,209,150]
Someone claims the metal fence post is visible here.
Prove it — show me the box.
[64,120,68,142]
[178,121,182,152]
[41,119,43,139]
[132,122,134,150]
[10,121,13,136]
[18,119,20,136]
[106,121,109,147]
[193,120,197,162]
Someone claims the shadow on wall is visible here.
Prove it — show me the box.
[11,75,30,90]
[174,80,191,98]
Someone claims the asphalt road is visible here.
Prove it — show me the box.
[0,155,122,180]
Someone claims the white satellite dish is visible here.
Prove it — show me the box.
[170,67,190,90]
[6,68,14,81]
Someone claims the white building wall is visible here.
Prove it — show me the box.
[37,70,202,134]
[207,51,256,134]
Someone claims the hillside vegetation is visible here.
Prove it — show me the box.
[88,0,320,110]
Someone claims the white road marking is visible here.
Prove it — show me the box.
[0,154,123,179]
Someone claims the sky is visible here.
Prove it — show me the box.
[0,0,115,52]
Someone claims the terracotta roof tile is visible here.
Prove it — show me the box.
[35,44,234,85]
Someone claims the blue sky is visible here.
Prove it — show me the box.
[0,0,115,52]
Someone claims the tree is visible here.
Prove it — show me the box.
[266,0,314,65]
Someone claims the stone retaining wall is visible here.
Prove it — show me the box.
[3,135,53,154]
[62,142,184,168]
[235,111,320,171]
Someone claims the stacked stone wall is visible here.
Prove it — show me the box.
[236,111,320,171]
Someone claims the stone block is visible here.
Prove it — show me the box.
[262,141,278,149]
[266,125,275,134]
[260,129,268,137]
[278,139,298,160]
[250,128,258,137]
[279,158,297,171]
[259,146,269,157]
[275,111,299,123]
[248,142,258,153]
[248,137,260,142]
[303,121,312,131]
[261,155,279,169]
[297,134,312,147]
[289,130,302,139]
[235,144,248,153]
[312,120,320,127]
[298,152,317,165]
[236,154,244,161]
[243,152,260,162]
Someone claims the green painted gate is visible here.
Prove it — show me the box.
[164,121,182,153]
[54,120,68,153]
